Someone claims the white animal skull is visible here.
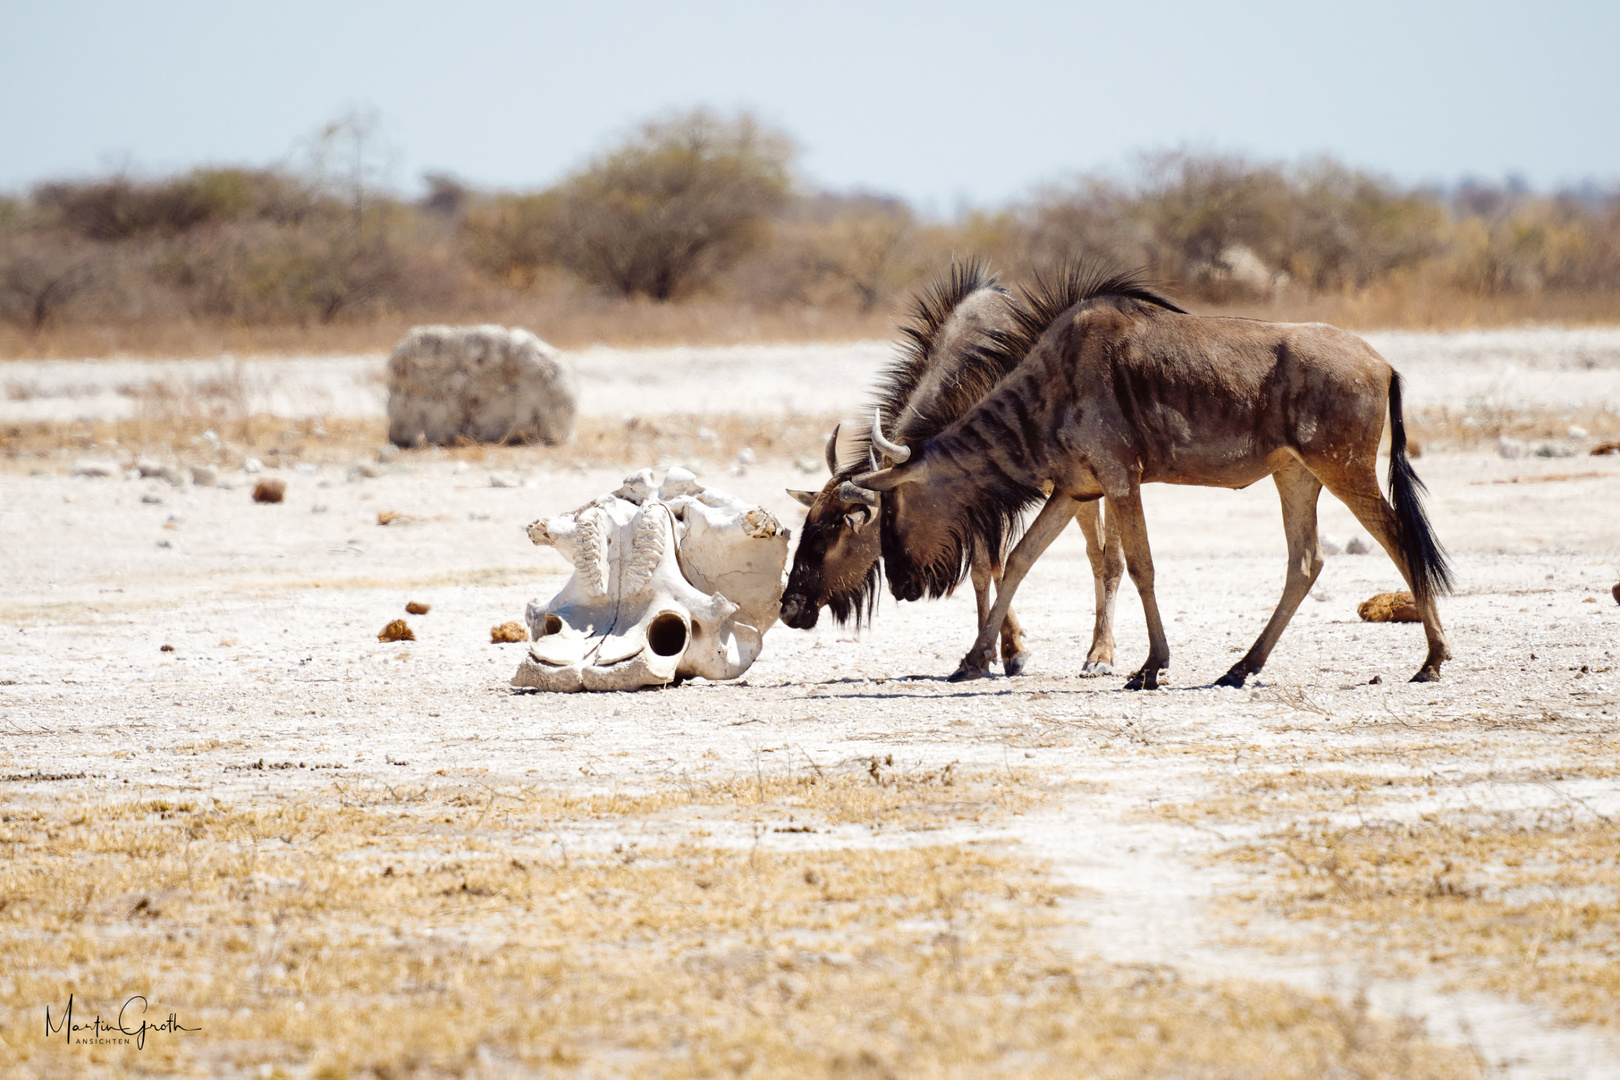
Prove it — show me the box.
[512,468,788,691]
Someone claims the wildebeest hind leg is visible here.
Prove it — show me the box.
[1217,460,1324,688]
[1316,464,1451,682]
[1075,499,1122,676]
[949,494,1080,682]
[1113,489,1170,690]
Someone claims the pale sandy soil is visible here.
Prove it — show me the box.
[3,328,1620,1077]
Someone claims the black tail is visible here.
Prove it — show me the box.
[1386,372,1453,602]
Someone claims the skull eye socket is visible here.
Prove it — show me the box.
[647,612,688,657]
[541,613,563,636]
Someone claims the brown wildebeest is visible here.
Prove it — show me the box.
[779,261,1126,676]
[843,264,1452,687]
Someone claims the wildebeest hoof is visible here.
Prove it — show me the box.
[1214,669,1247,688]
[947,663,988,683]
[1410,667,1441,683]
[1124,668,1160,691]
[1080,661,1113,677]
[1003,651,1032,677]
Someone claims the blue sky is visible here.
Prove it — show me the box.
[2,0,1616,210]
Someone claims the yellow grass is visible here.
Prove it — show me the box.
[1224,815,1620,1030]
[4,285,1620,362]
[0,411,849,473]
[0,775,1482,1078]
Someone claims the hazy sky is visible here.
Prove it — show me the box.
[3,0,1616,210]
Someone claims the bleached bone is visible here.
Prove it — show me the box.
[513,468,789,692]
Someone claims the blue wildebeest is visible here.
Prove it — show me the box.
[779,260,1126,676]
[842,264,1452,687]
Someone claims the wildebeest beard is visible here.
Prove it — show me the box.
[878,475,1029,605]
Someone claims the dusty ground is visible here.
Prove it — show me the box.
[2,328,1619,1078]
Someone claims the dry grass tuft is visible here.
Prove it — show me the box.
[376,619,413,643]
[0,781,1482,1079]
[249,478,284,504]
[489,621,526,644]
[1358,591,1420,623]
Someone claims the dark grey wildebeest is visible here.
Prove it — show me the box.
[779,260,1126,676]
[842,264,1452,687]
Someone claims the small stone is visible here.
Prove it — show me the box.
[311,503,329,514]
[136,458,165,478]
[736,446,756,466]
[296,462,319,475]
[354,462,383,479]
[141,493,164,505]
[406,601,431,615]
[1345,536,1371,555]
[1319,534,1343,556]
[190,464,218,487]
[252,479,287,504]
[242,457,264,474]
[1568,425,1589,441]
[160,644,174,652]
[453,460,469,474]
[377,444,399,464]
[1497,436,1525,459]
[72,459,119,478]
[1368,674,1382,685]
[489,472,520,488]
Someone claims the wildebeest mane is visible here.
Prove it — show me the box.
[903,260,1185,599]
[846,258,1016,470]
[974,261,1186,380]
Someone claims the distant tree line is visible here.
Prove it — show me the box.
[3,107,1619,334]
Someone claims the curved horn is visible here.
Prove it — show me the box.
[837,481,880,508]
[823,423,841,474]
[870,409,910,463]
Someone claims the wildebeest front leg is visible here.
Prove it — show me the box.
[1113,489,1170,690]
[1216,460,1325,688]
[969,556,1032,675]
[948,494,1082,682]
[1074,499,1123,675]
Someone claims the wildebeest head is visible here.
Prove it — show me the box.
[779,427,883,629]
[844,412,964,605]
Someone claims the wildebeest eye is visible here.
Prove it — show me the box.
[844,506,873,531]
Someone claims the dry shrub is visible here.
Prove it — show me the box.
[1357,591,1420,623]
[249,478,285,503]
[404,601,430,615]
[377,618,413,642]
[489,621,526,644]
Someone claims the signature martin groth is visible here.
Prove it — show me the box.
[44,994,200,1049]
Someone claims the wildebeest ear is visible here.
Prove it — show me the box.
[786,489,817,507]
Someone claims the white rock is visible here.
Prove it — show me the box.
[489,472,521,489]
[377,444,399,463]
[190,465,218,487]
[1568,425,1589,441]
[242,458,263,474]
[1346,536,1371,555]
[1533,441,1576,458]
[514,468,788,692]
[1319,534,1343,556]
[296,462,319,475]
[71,459,119,478]
[736,446,756,466]
[386,325,576,448]
[1497,436,1525,459]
